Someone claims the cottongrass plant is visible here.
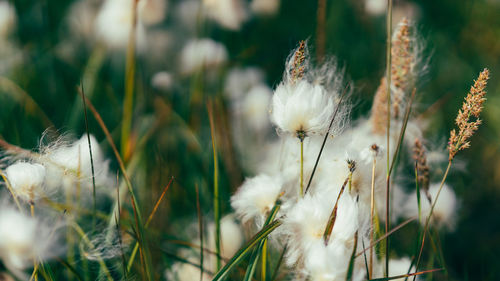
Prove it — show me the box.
[0,6,491,281]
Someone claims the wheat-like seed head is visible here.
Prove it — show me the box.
[448,68,489,160]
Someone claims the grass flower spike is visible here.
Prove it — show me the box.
[448,68,490,160]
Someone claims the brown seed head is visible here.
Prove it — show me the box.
[413,139,430,197]
[291,40,307,83]
[448,68,489,160]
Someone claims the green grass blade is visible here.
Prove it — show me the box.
[242,200,281,281]
[212,219,282,281]
[346,231,358,281]
[207,99,221,271]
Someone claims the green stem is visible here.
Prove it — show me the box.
[120,0,138,161]
[300,138,304,197]
[413,161,452,281]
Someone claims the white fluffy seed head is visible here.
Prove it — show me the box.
[180,38,228,74]
[271,80,335,136]
[5,162,46,202]
[388,257,415,281]
[284,191,358,268]
[240,84,273,132]
[0,1,16,38]
[250,0,280,16]
[224,67,265,101]
[203,0,248,30]
[94,0,147,51]
[151,71,174,91]
[404,183,458,230]
[40,134,112,198]
[0,205,59,275]
[138,0,168,26]
[231,174,283,228]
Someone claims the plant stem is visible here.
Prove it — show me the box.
[413,161,452,280]
[385,0,393,275]
[300,138,304,197]
[121,0,138,161]
[370,155,377,279]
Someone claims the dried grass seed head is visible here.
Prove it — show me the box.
[448,68,489,160]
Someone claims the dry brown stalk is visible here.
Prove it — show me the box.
[448,68,490,160]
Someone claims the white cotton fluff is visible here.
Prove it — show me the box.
[151,71,174,91]
[0,206,58,277]
[0,1,16,38]
[231,174,283,228]
[284,190,358,270]
[41,134,111,196]
[66,0,100,40]
[166,259,213,281]
[388,257,415,281]
[202,0,248,31]
[250,0,280,16]
[207,214,243,260]
[180,38,228,74]
[5,162,46,202]
[94,0,147,51]
[403,183,458,230]
[224,67,265,101]
[240,84,273,132]
[271,80,335,136]
[138,0,168,26]
[364,0,386,16]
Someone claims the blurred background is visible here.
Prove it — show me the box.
[0,0,499,280]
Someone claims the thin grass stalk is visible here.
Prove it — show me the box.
[385,0,393,276]
[79,83,97,223]
[356,217,415,258]
[270,244,287,281]
[196,184,204,281]
[57,258,83,281]
[71,222,113,281]
[127,177,174,271]
[369,154,377,279]
[207,99,222,271]
[316,0,326,62]
[120,0,139,161]
[305,84,349,194]
[300,139,304,197]
[81,92,152,280]
[29,202,38,281]
[413,161,451,280]
[369,268,442,281]
[0,172,22,211]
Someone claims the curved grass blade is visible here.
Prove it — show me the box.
[212,219,283,281]
[243,201,281,281]
[346,231,358,281]
[323,177,349,245]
